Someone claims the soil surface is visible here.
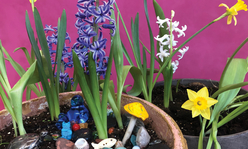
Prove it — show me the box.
[149,81,248,136]
[0,104,167,149]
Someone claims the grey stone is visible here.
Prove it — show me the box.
[7,133,39,149]
[136,127,150,149]
[56,138,74,149]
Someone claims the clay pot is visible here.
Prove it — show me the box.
[0,91,187,149]
[170,78,248,149]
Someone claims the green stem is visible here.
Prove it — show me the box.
[107,91,123,129]
[12,119,18,137]
[198,118,207,149]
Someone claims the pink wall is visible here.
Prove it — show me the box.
[0,0,248,110]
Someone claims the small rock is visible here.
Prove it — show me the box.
[115,140,124,148]
[71,128,92,142]
[56,138,74,149]
[136,127,150,149]
[108,127,115,134]
[130,135,136,146]
[79,123,88,129]
[132,146,140,149]
[7,133,39,149]
[74,138,89,149]
[43,135,53,141]
[148,139,162,145]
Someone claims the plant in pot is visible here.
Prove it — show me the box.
[117,0,248,109]
[0,0,187,149]
[180,36,248,149]
[119,0,248,148]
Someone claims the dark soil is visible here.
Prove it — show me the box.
[150,81,248,136]
[0,104,166,149]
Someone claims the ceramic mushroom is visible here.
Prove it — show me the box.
[122,102,149,146]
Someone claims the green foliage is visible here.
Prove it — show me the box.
[25,8,67,120]
[0,41,37,136]
[198,38,248,149]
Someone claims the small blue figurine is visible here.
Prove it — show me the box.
[56,95,89,130]
[61,122,72,140]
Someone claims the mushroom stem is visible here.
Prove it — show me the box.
[122,116,137,146]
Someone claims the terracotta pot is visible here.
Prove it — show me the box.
[0,91,187,149]
[170,78,248,149]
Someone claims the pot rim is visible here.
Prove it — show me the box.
[0,91,188,149]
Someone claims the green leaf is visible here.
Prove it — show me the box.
[88,52,101,118]
[111,12,124,110]
[72,50,107,139]
[10,60,37,135]
[0,83,17,122]
[114,2,135,66]
[122,66,143,96]
[0,41,11,91]
[14,47,33,65]
[163,65,173,108]
[144,0,155,101]
[121,41,134,66]
[34,8,54,82]
[26,9,55,120]
[55,10,67,97]
[209,58,248,124]
[131,14,142,69]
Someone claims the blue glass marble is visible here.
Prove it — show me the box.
[56,95,89,130]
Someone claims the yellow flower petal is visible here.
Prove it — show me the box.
[187,89,198,101]
[201,108,210,120]
[220,0,247,25]
[233,15,237,25]
[192,107,201,118]
[29,0,37,3]
[181,100,194,110]
[227,15,233,24]
[207,98,218,107]
[197,87,209,98]
[219,3,229,9]
[181,87,218,120]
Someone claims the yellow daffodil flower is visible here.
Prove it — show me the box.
[29,0,37,3]
[219,0,247,25]
[181,87,218,120]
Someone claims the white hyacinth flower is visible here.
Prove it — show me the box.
[156,16,170,28]
[171,60,179,73]
[154,34,178,47]
[156,45,170,62]
[178,46,189,60]
[155,10,188,73]
[174,25,187,38]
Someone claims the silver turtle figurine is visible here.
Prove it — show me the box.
[7,131,48,149]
